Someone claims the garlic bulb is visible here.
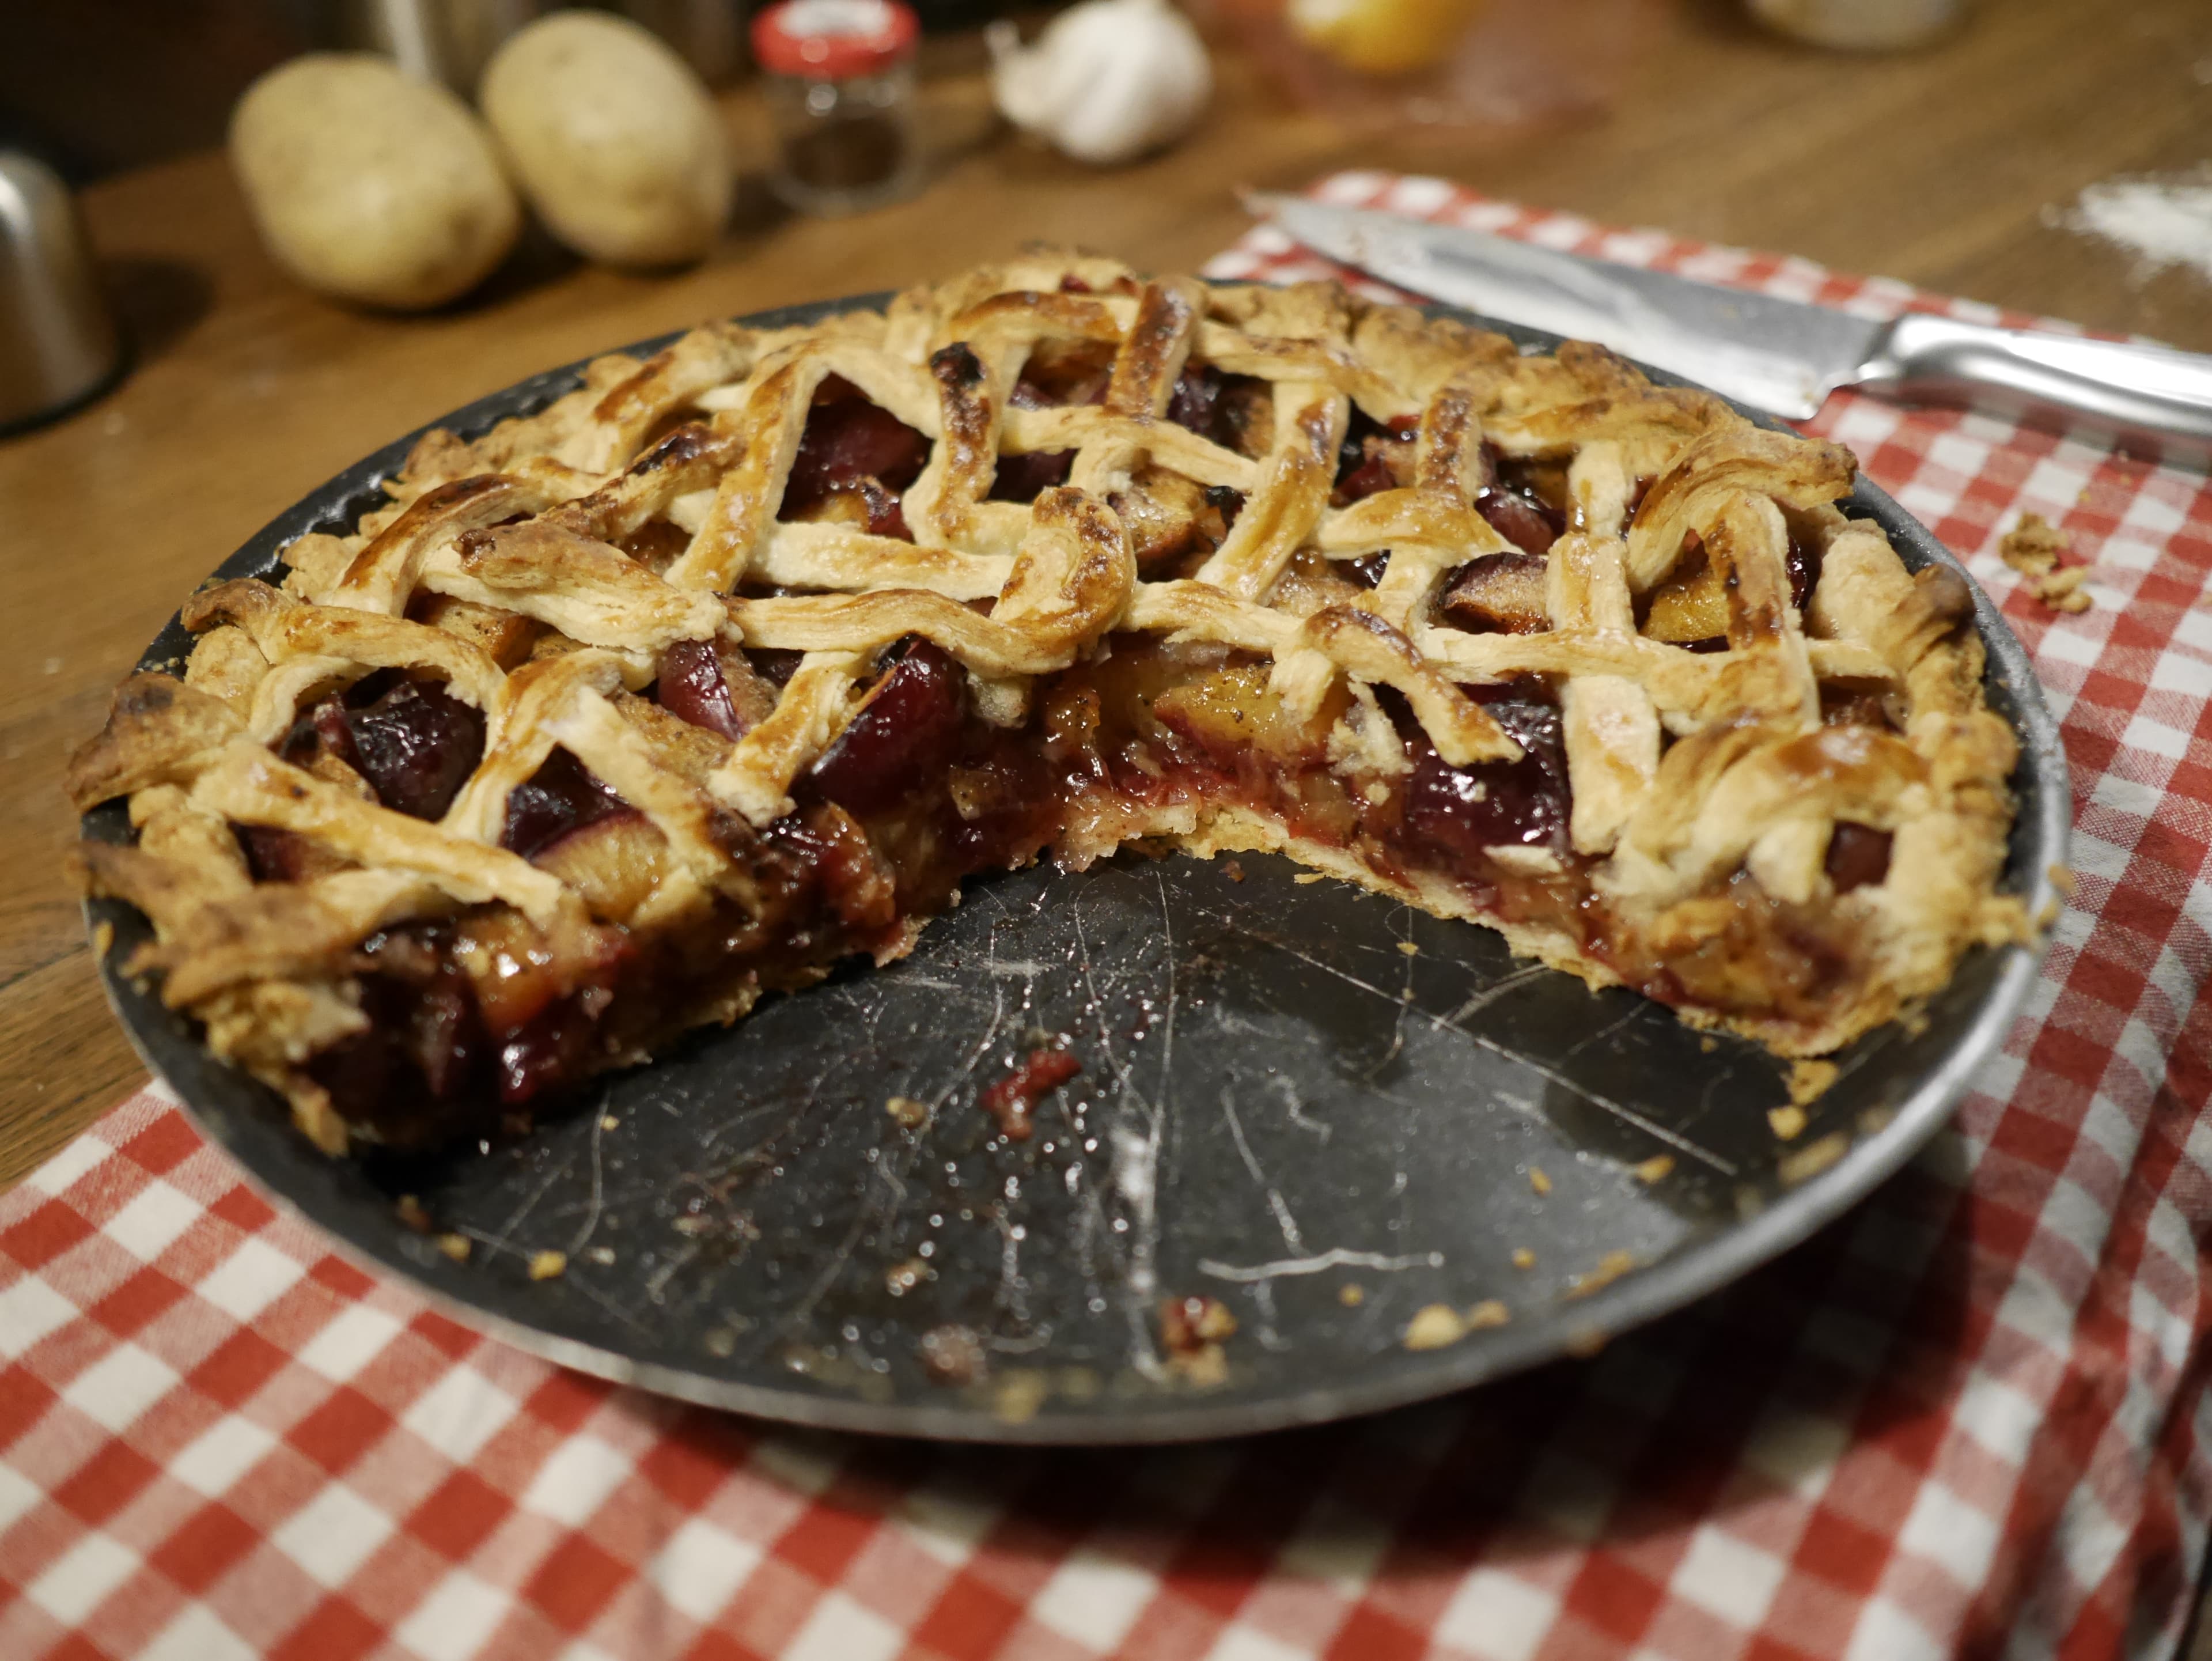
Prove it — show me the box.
[987,0,1213,167]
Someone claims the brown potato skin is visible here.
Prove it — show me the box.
[480,13,733,270]
[230,54,520,311]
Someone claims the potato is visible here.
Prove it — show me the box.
[480,13,733,269]
[230,55,520,311]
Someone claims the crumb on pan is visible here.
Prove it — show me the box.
[1779,1132,1850,1186]
[1786,1059,1839,1107]
[1567,1250,1638,1299]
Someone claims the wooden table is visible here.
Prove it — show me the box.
[3,0,2208,1191]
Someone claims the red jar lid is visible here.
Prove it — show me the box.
[752,0,920,79]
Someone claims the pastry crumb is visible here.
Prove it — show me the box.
[600,1114,619,1132]
[1999,513,2092,612]
[1160,1294,1236,1383]
[994,1368,1051,1421]
[1396,940,1420,957]
[1528,1166,1552,1196]
[1632,1154,1675,1183]
[1465,1299,1509,1330]
[395,1194,433,1234]
[885,1094,929,1129]
[92,921,114,958]
[1404,1303,1466,1350]
[1339,1282,1365,1306]
[1699,1036,1718,1053]
[586,1245,617,1265]
[1769,1104,1808,1140]
[436,1232,471,1263]
[2047,863,2077,898]
[1778,1132,1849,1186]
[528,1249,568,1281]
[1567,1250,1638,1299]
[1786,1060,1839,1107]
[1564,1329,1608,1359]
[1222,858,1245,881]
[1511,1247,1535,1269]
[1294,872,1325,884]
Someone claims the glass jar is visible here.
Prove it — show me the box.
[751,0,922,217]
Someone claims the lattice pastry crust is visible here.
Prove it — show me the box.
[69,254,2025,1156]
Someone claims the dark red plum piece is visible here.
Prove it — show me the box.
[501,749,630,859]
[498,996,598,1107]
[1403,695,1573,855]
[980,1046,1081,1141]
[807,641,968,817]
[658,639,748,739]
[1825,823,1893,892]
[1476,491,1558,557]
[990,449,1075,501]
[292,678,485,821]
[783,380,929,518]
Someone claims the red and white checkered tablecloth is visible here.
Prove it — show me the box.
[6,169,2211,1661]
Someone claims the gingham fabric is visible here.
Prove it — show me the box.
[6,171,2210,1661]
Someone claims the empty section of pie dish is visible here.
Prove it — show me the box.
[66,267,2067,1439]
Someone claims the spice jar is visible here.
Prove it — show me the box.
[751,0,921,216]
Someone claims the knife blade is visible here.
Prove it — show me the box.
[1248,192,2212,461]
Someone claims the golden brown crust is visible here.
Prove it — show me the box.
[67,253,2022,1149]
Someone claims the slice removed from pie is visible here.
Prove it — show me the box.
[67,256,2026,1157]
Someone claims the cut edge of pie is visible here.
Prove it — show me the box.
[66,251,2031,1160]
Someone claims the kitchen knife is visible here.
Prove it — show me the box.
[1248,192,2212,462]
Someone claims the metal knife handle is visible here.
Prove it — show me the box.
[1859,313,2212,462]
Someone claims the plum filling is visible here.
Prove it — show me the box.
[1825,823,1893,892]
[806,640,969,816]
[1477,446,1569,556]
[1164,364,1275,456]
[284,674,485,820]
[1332,408,1422,505]
[1785,524,1823,610]
[1439,552,1550,634]
[781,374,927,538]
[656,639,744,739]
[1011,340,1113,409]
[990,449,1075,501]
[501,750,631,858]
[1401,695,1572,857]
[294,626,1878,1145]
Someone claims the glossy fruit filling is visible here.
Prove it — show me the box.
[271,383,1883,1148]
[296,601,1897,1149]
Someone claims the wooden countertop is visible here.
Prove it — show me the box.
[3,0,2208,1189]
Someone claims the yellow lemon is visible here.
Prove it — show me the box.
[1289,0,1489,75]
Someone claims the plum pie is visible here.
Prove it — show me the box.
[67,255,2025,1157]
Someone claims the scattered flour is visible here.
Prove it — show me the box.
[2048,167,2212,286]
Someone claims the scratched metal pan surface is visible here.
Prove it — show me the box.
[81,291,2070,1443]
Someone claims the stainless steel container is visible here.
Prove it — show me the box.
[327,0,743,89]
[330,0,543,91]
[0,152,123,434]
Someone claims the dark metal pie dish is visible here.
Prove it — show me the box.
[79,293,2070,1443]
